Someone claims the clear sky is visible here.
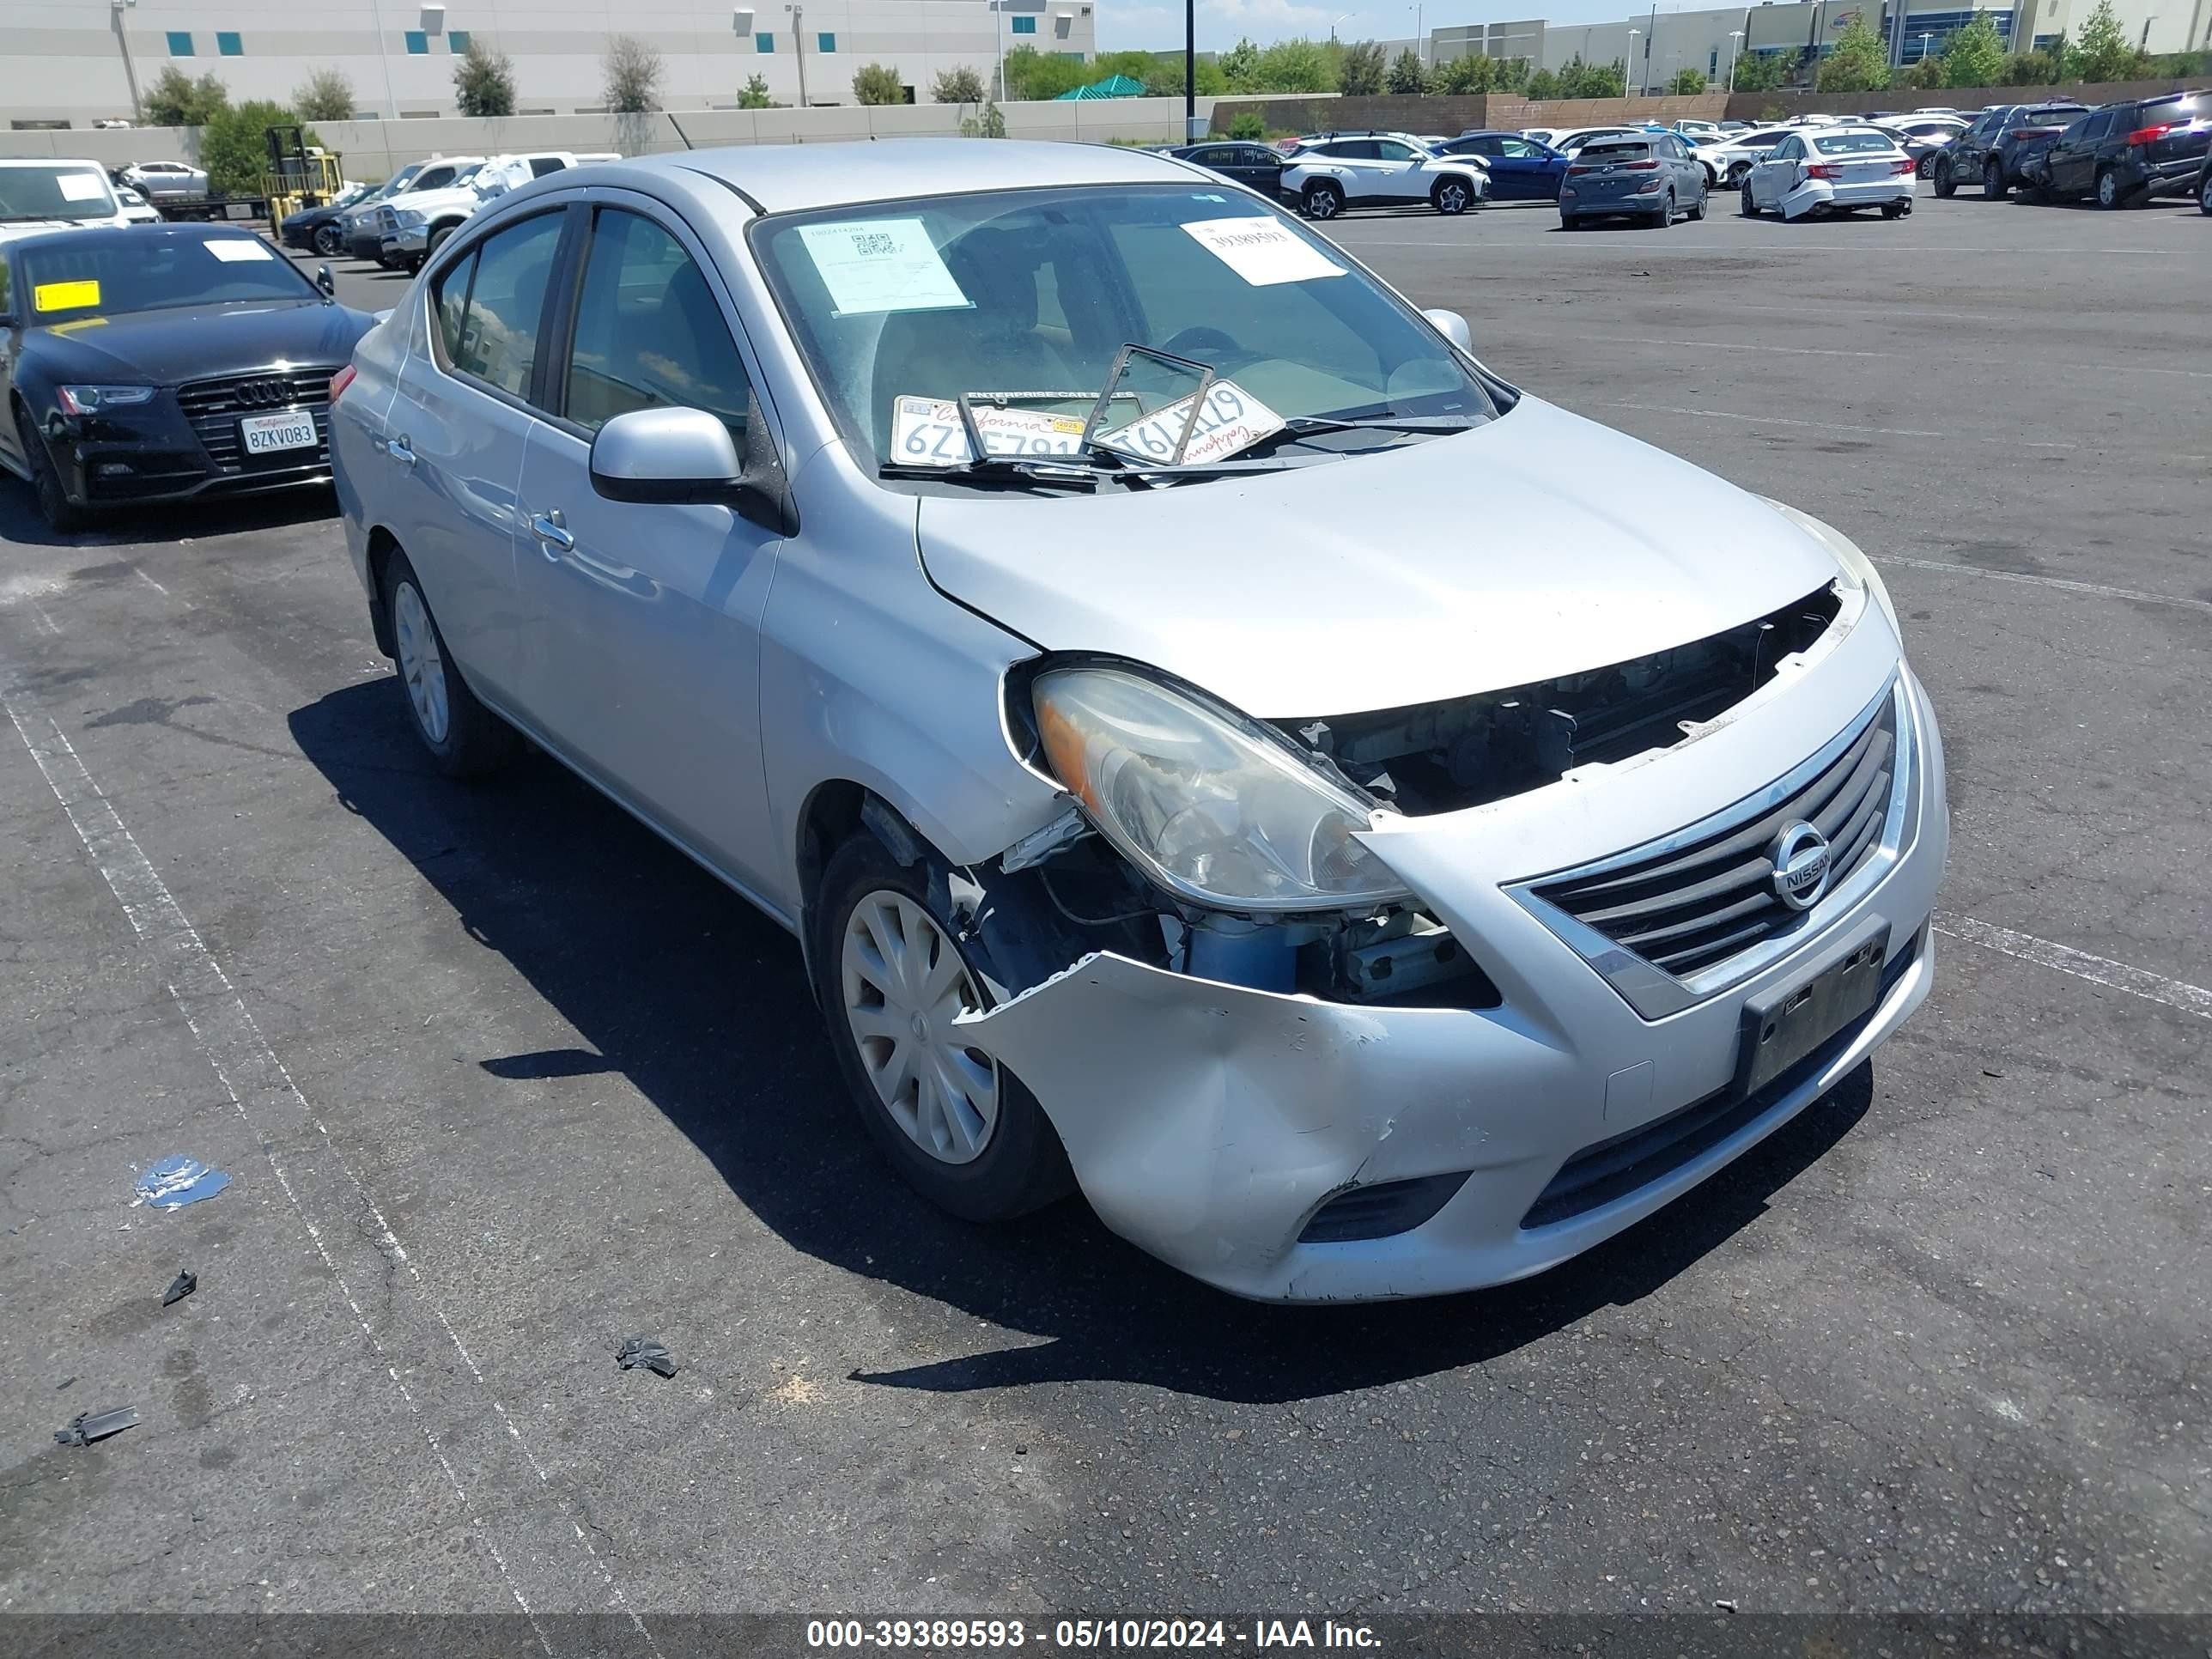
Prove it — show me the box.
[1098,0,1724,53]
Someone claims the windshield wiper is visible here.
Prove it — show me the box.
[1280,414,1482,436]
[878,451,1296,490]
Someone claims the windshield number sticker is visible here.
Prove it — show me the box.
[1097,380,1286,466]
[33,280,100,312]
[798,219,970,318]
[58,173,108,203]
[205,239,276,263]
[890,397,1088,466]
[1181,216,1346,287]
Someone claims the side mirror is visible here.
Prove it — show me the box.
[315,264,336,297]
[1423,307,1474,354]
[588,403,797,534]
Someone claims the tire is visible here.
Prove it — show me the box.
[1559,213,1581,229]
[2201,168,2212,216]
[1881,201,1908,219]
[1916,153,1935,178]
[1650,190,1674,228]
[1687,187,1707,221]
[809,835,1073,1224]
[1301,180,1344,220]
[1933,158,1957,198]
[381,550,519,779]
[1430,176,1474,215]
[427,222,456,258]
[313,222,344,258]
[1984,159,2008,198]
[12,403,87,534]
[1740,182,1759,216]
[1727,161,1751,187]
[2094,167,2124,210]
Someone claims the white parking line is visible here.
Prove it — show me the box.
[2,685,661,1650]
[1940,918,2212,1022]
[1879,556,2212,617]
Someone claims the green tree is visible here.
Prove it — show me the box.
[1817,16,1892,91]
[1901,51,1951,89]
[453,40,517,117]
[1730,49,1790,92]
[1435,53,1496,95]
[143,66,229,127]
[1941,12,2008,86]
[602,33,662,112]
[1000,45,1089,99]
[1218,38,1261,92]
[1251,39,1334,92]
[201,100,311,196]
[1667,66,1707,94]
[2069,0,2146,81]
[1141,54,1225,98]
[1338,40,1387,94]
[1229,111,1267,139]
[1555,54,1626,97]
[851,62,906,104]
[1386,47,1431,94]
[293,68,356,122]
[1523,67,1563,99]
[1091,50,1160,87]
[2003,36,2066,82]
[957,99,1006,137]
[738,73,775,108]
[930,65,986,104]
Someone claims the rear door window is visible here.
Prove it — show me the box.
[435,210,565,402]
[562,209,751,437]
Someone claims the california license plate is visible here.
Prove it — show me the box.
[240,410,317,456]
[1734,925,1888,1098]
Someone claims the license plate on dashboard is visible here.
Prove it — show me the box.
[240,410,317,456]
[1734,925,1888,1098]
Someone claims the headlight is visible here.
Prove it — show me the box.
[393,209,426,229]
[1031,665,1410,913]
[1765,500,1900,638]
[58,385,155,416]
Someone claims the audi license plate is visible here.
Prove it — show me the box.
[240,410,317,457]
[1734,924,1888,1098]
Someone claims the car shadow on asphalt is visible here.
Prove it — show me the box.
[0,475,340,550]
[289,676,1875,1406]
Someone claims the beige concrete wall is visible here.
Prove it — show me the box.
[1208,91,1730,137]
[0,98,1220,181]
[1725,77,2209,121]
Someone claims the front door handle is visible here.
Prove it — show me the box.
[387,434,416,465]
[530,509,572,556]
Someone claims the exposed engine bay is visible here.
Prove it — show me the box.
[990,583,1844,1006]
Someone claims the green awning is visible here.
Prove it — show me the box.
[1053,73,1148,100]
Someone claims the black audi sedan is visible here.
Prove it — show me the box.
[0,224,373,531]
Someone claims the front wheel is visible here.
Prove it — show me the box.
[313,222,344,257]
[1933,159,1957,198]
[2200,168,2212,216]
[1431,177,1473,215]
[1984,159,2008,198]
[12,404,87,534]
[2095,167,2125,210]
[1302,180,1344,220]
[811,836,1072,1223]
[383,550,519,778]
[1740,182,1759,217]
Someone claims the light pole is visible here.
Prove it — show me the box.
[1917,30,1934,63]
[1186,0,1199,140]
[364,0,399,119]
[788,3,809,107]
[1626,27,1640,95]
[109,0,143,125]
[1330,11,1353,43]
[1726,27,1744,90]
[1412,4,1425,67]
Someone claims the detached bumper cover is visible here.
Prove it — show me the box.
[1783,179,1914,218]
[957,633,1948,1302]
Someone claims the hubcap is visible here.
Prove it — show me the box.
[1310,191,1338,217]
[392,580,450,745]
[841,890,1000,1165]
[1442,185,1465,210]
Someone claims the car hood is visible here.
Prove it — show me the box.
[914,396,1844,718]
[28,301,372,386]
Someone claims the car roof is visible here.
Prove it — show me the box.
[2,222,272,258]
[619,139,1200,214]
[0,156,110,169]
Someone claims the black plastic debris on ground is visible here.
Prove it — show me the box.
[615,1336,678,1378]
[162,1268,197,1307]
[55,1407,138,1447]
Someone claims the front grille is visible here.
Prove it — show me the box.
[1520,931,1919,1231]
[175,368,338,473]
[1528,690,1899,981]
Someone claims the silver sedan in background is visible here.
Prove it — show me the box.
[332,141,1945,1301]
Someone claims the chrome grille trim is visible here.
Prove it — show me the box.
[1508,675,1916,1021]
[176,366,339,473]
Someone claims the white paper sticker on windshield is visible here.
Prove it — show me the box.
[58,173,109,203]
[798,219,969,317]
[1096,379,1286,466]
[1181,216,1346,287]
[890,397,1089,466]
[205,239,276,262]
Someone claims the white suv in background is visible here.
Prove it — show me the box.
[1282,133,1489,220]
[378,153,608,272]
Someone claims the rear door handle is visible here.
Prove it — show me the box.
[530,509,572,556]
[387,435,416,465]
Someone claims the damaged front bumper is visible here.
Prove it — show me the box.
[957,651,1948,1303]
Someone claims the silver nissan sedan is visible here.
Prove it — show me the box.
[331,140,1948,1302]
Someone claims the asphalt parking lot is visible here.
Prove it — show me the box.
[3,181,2207,1632]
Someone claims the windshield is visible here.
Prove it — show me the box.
[0,165,119,224]
[751,184,1497,483]
[1814,132,1897,155]
[20,234,319,321]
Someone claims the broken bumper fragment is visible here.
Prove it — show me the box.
[959,659,1947,1303]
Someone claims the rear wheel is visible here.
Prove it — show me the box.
[811,836,1072,1223]
[1651,189,1675,227]
[1984,158,2008,198]
[12,403,87,534]
[1431,177,1473,215]
[1881,201,1910,219]
[1687,186,1707,221]
[382,550,519,778]
[1301,180,1343,220]
[1916,153,1935,178]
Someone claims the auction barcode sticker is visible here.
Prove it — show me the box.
[797,219,971,317]
[890,397,1089,466]
[1181,216,1346,287]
